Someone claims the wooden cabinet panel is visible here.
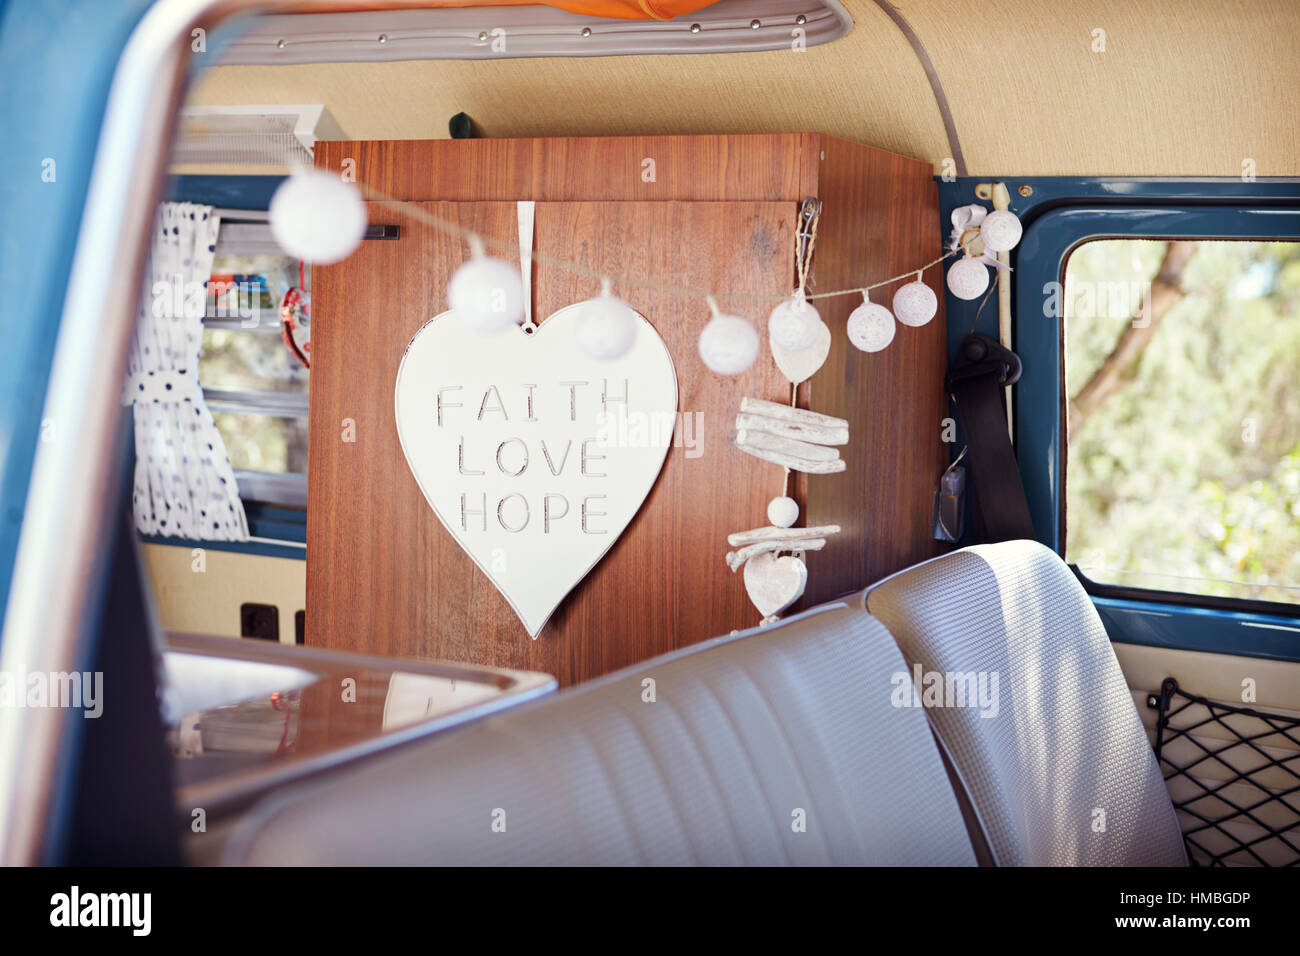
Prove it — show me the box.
[307,200,796,684]
[315,134,818,203]
[307,133,948,685]
[802,136,948,605]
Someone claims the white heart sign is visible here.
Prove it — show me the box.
[395,305,678,638]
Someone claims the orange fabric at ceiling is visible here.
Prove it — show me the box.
[291,1,718,20]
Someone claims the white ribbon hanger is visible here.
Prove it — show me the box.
[518,200,537,332]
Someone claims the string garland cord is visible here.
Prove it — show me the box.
[967,277,999,335]
[795,203,822,298]
[957,225,983,253]
[782,380,797,498]
[356,181,971,306]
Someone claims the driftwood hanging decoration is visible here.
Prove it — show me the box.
[725,523,841,572]
[732,397,848,473]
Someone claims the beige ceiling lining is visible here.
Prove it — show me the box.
[186,0,1300,176]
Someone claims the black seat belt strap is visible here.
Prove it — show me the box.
[946,333,1035,542]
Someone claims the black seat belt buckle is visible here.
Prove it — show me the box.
[945,333,1023,392]
[932,453,967,542]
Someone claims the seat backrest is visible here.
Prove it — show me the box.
[864,540,1186,866]
[224,605,977,866]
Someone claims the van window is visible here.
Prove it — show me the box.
[1063,238,1300,606]
[199,239,309,508]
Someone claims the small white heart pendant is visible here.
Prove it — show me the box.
[743,552,808,619]
[770,318,830,385]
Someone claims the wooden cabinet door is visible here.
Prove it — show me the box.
[307,200,796,685]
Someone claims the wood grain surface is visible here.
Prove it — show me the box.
[307,199,795,683]
[800,135,948,605]
[315,134,817,203]
[307,134,947,685]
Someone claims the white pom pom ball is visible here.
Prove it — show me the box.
[573,294,638,360]
[979,209,1023,253]
[846,301,896,353]
[947,257,991,301]
[768,295,822,351]
[269,170,367,265]
[698,313,760,376]
[767,496,799,528]
[448,256,525,332]
[892,280,938,327]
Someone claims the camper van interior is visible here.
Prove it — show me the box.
[1,0,1297,916]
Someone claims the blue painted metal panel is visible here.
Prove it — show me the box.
[0,0,156,629]
[140,503,306,561]
[937,176,1300,660]
[167,174,286,209]
[1096,599,1300,665]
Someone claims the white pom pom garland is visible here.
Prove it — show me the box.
[846,293,896,353]
[892,276,938,327]
[268,170,367,265]
[698,298,760,375]
[979,209,1023,253]
[768,293,822,351]
[946,256,991,301]
[573,279,638,360]
[448,253,526,332]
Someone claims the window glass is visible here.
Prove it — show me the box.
[198,251,309,479]
[210,411,308,475]
[1063,238,1300,606]
[200,326,307,395]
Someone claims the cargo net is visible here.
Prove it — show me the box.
[1150,678,1300,866]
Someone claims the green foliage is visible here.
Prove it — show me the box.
[1064,239,1300,604]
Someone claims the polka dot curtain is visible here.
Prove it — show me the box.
[122,203,248,541]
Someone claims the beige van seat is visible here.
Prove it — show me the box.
[864,539,1186,866]
[224,605,977,866]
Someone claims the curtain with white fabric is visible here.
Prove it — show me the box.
[123,202,249,541]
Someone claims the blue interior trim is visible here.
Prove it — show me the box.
[937,176,1300,661]
[167,174,286,210]
[1100,599,1300,665]
[140,502,305,561]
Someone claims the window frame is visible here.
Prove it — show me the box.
[203,215,310,509]
[150,174,309,557]
[1031,209,1300,618]
[939,176,1300,662]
